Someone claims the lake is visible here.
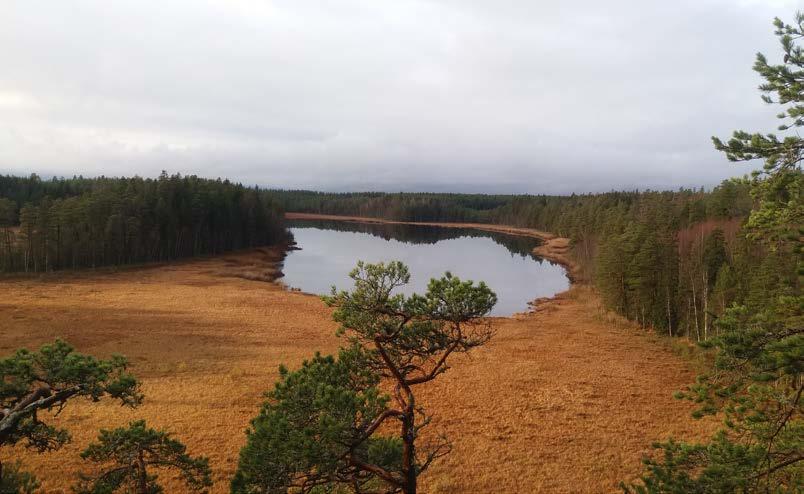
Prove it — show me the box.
[280,219,570,316]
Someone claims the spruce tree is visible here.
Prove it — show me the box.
[702,229,728,290]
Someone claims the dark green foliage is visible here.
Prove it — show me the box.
[706,179,754,219]
[0,198,14,272]
[712,264,739,313]
[234,261,496,494]
[702,229,728,289]
[595,212,680,332]
[0,340,141,492]
[272,186,749,237]
[596,232,631,314]
[231,348,401,494]
[626,12,803,493]
[626,296,803,492]
[628,433,773,494]
[75,420,212,494]
[0,172,286,273]
[272,190,509,223]
[0,339,142,450]
[0,461,39,494]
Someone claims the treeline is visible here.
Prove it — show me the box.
[271,183,751,230]
[273,180,760,340]
[274,190,511,223]
[0,172,287,273]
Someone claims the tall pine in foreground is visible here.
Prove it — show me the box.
[232,261,496,494]
[625,12,803,493]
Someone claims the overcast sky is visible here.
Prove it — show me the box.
[1,1,800,193]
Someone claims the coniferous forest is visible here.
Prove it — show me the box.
[0,172,286,273]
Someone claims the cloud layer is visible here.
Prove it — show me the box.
[1,0,799,193]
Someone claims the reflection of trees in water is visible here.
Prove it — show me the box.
[287,219,551,263]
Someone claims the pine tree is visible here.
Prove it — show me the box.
[75,420,212,494]
[17,204,37,272]
[702,229,728,290]
[232,261,496,494]
[596,232,630,315]
[0,461,38,494]
[0,340,141,491]
[0,198,15,271]
[626,12,803,492]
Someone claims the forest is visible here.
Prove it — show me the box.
[0,173,287,273]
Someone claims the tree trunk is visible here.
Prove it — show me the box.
[702,269,709,341]
[666,285,673,337]
[689,271,700,342]
[401,405,417,494]
[686,297,693,341]
[137,450,148,494]
[3,228,10,271]
[56,223,61,270]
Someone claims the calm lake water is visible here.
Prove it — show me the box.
[281,220,569,316]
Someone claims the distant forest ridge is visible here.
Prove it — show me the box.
[0,173,287,273]
[270,181,752,232]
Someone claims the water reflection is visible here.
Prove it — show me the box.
[282,220,569,316]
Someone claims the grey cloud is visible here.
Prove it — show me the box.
[0,0,799,193]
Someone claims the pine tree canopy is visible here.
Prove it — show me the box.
[233,261,496,494]
[625,12,803,493]
[75,420,212,494]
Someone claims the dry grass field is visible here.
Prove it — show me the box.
[2,229,717,493]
